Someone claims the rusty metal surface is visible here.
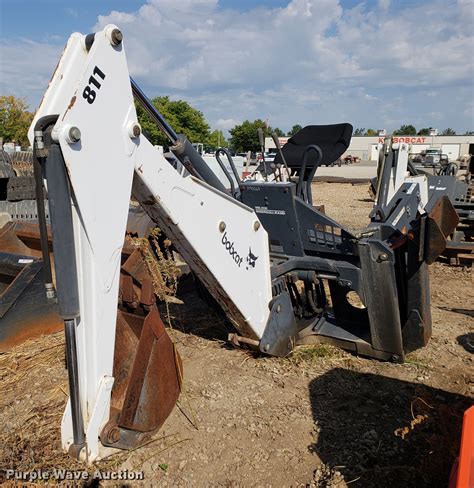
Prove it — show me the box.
[0,222,43,257]
[101,280,182,450]
[430,195,459,239]
[0,221,143,351]
[121,248,151,285]
[445,240,474,252]
[0,254,62,352]
[228,332,260,348]
[140,279,154,307]
[0,217,184,450]
[0,222,60,351]
[12,221,53,252]
[425,196,459,264]
[120,274,136,306]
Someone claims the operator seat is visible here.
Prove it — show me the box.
[274,123,353,204]
[275,123,353,178]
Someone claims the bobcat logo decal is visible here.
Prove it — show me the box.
[246,247,258,270]
[220,230,258,272]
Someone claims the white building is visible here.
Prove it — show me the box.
[345,134,474,161]
[265,134,474,161]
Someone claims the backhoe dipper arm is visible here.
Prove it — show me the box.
[28,25,272,461]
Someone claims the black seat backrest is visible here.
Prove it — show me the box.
[274,123,353,168]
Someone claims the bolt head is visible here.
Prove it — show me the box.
[111,28,123,46]
[276,304,282,313]
[219,221,226,232]
[107,427,120,443]
[253,221,261,231]
[264,344,270,352]
[379,253,389,261]
[132,124,141,138]
[69,127,81,143]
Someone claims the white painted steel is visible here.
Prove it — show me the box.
[380,142,428,212]
[85,376,114,460]
[132,143,272,339]
[29,25,272,460]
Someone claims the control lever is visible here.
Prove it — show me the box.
[257,127,268,182]
[215,148,241,198]
[271,132,291,181]
[298,144,322,204]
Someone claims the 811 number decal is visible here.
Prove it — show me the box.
[82,66,106,104]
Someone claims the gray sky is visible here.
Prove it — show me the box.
[1,0,473,134]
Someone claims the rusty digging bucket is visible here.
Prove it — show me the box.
[100,275,183,450]
[0,219,182,447]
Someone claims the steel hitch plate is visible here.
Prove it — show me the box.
[100,277,183,450]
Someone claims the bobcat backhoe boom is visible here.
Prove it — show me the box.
[29,26,456,462]
[29,25,273,462]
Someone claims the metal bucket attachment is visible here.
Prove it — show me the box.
[100,278,183,450]
[425,195,459,264]
[0,222,61,351]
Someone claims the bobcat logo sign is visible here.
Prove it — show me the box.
[221,231,244,268]
[220,232,258,271]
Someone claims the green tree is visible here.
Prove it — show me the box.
[207,129,228,149]
[272,127,285,137]
[366,128,377,136]
[229,119,270,152]
[464,130,474,135]
[441,128,456,136]
[393,124,417,135]
[0,95,34,147]
[137,96,210,147]
[417,128,430,135]
[288,124,302,136]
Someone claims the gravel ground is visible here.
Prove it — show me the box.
[1,182,472,487]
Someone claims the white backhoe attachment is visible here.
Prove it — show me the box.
[28,25,458,463]
[29,25,273,461]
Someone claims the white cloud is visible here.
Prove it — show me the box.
[215,118,241,131]
[0,39,63,104]
[1,0,472,133]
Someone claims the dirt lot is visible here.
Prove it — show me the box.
[1,182,473,487]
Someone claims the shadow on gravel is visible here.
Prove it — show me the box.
[160,281,233,343]
[308,368,471,488]
[438,306,474,318]
[457,333,474,353]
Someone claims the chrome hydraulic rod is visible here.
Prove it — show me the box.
[64,318,86,453]
[130,77,178,144]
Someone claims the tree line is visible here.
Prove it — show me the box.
[0,95,301,152]
[0,96,34,146]
[1,95,472,152]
